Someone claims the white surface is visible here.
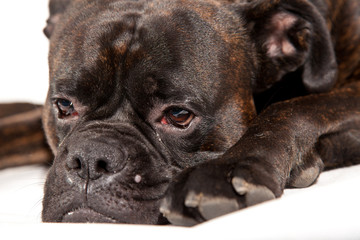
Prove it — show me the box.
[0,165,359,239]
[0,165,47,223]
[0,0,360,239]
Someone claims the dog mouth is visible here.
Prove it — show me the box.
[62,208,117,223]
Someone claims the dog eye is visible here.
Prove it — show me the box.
[55,99,78,118]
[161,108,194,128]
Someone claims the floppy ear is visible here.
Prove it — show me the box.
[43,0,72,38]
[238,0,337,93]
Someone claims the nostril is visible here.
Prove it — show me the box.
[95,159,108,173]
[67,156,82,170]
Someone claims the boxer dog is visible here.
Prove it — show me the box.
[39,0,360,226]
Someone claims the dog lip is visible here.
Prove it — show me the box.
[62,208,118,223]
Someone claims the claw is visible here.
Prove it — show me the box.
[184,191,202,208]
[232,177,275,207]
[231,177,249,195]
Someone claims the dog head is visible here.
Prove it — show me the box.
[42,0,336,224]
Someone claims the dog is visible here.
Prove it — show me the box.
[36,0,360,226]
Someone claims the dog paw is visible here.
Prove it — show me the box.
[160,162,278,226]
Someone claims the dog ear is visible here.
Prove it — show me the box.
[43,0,72,38]
[238,0,337,93]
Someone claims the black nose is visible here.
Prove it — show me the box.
[66,139,126,180]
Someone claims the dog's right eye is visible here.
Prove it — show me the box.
[55,99,78,118]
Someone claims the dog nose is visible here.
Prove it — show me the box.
[66,140,126,180]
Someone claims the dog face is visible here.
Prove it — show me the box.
[42,0,256,224]
[42,0,337,224]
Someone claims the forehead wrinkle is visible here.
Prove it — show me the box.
[123,1,234,110]
[51,4,149,109]
[50,0,250,112]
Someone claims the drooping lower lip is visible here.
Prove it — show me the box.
[62,208,117,223]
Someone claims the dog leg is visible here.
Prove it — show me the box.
[0,103,52,169]
[161,83,360,226]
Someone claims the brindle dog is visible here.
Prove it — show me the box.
[1,0,359,226]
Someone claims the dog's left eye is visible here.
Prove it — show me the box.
[161,108,195,128]
[55,99,78,118]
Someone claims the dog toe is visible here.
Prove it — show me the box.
[160,197,198,227]
[232,177,275,207]
[197,195,240,220]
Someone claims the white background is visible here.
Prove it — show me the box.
[0,0,49,104]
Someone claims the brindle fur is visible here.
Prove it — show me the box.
[1,0,359,226]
